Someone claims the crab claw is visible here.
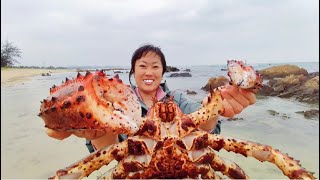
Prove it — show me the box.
[227,60,263,90]
[39,71,142,135]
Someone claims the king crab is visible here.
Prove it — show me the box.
[39,60,315,179]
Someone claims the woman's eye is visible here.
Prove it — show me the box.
[139,65,146,68]
[153,66,159,68]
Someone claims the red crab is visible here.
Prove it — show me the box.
[39,60,315,179]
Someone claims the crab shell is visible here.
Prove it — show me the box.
[51,98,315,179]
[227,60,263,90]
[39,71,142,135]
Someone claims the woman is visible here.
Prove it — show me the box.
[46,44,256,153]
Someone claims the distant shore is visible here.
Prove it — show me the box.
[1,68,75,85]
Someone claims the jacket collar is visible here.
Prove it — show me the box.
[130,80,171,110]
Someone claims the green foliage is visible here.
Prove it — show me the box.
[1,40,22,67]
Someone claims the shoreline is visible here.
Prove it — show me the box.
[1,68,75,85]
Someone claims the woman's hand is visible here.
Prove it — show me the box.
[220,84,257,117]
[46,128,106,140]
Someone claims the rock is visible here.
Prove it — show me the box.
[258,65,308,79]
[41,72,51,76]
[267,110,290,119]
[257,70,319,104]
[267,110,279,116]
[169,73,192,77]
[303,76,319,91]
[166,66,179,72]
[303,109,319,119]
[259,84,274,96]
[201,76,229,91]
[226,117,244,121]
[308,72,319,78]
[186,90,197,95]
[295,109,319,119]
[296,76,319,103]
[184,69,191,72]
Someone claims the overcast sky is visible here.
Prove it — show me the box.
[1,0,319,67]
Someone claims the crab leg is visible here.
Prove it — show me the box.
[181,132,248,179]
[202,167,223,179]
[208,134,316,179]
[50,141,128,179]
[187,89,224,127]
[110,159,144,179]
[210,151,249,179]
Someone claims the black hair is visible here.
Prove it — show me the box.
[129,44,166,86]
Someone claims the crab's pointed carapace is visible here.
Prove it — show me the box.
[39,71,142,135]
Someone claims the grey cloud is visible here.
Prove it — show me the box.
[1,0,318,66]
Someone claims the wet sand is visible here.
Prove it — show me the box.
[1,68,75,85]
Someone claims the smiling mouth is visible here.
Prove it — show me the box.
[143,79,154,85]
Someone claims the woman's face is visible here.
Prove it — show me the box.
[134,51,163,94]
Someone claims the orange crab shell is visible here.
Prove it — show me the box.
[38,71,141,135]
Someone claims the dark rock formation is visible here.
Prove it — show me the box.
[41,73,51,76]
[186,90,197,95]
[166,66,179,72]
[295,109,319,120]
[258,65,319,104]
[201,76,229,91]
[169,73,192,77]
[258,73,319,104]
[226,117,244,121]
[267,110,290,119]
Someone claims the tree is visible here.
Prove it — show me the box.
[1,40,22,67]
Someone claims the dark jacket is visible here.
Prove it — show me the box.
[86,81,221,153]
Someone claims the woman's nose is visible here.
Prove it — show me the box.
[144,68,153,75]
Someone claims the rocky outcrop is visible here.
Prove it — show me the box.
[166,66,179,72]
[266,110,290,119]
[258,65,319,104]
[169,73,192,77]
[258,65,308,79]
[226,117,244,121]
[41,72,51,76]
[201,76,229,91]
[198,64,318,104]
[186,90,197,95]
[295,109,319,120]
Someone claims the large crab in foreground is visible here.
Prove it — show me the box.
[39,60,315,179]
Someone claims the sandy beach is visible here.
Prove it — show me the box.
[1,68,75,85]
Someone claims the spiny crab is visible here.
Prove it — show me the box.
[39,60,315,179]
